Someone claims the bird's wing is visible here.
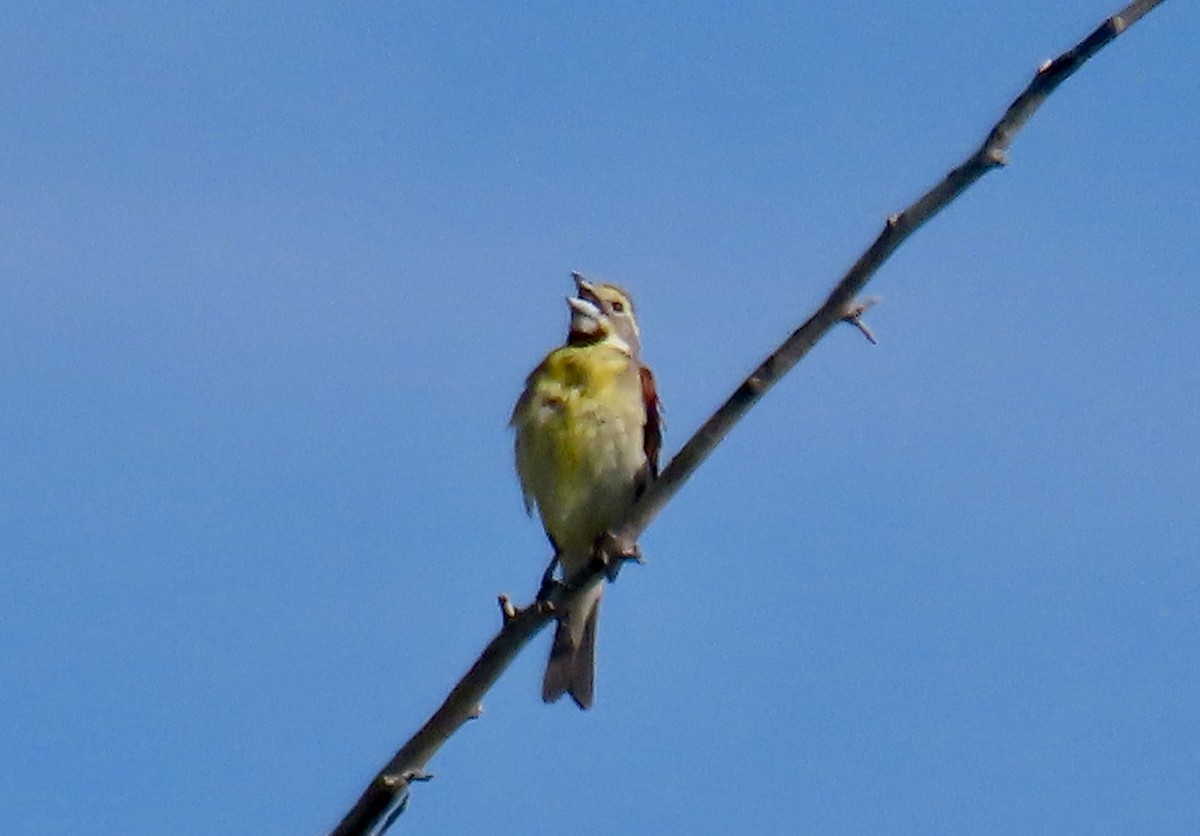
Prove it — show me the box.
[639,363,662,479]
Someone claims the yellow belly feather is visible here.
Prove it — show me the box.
[515,345,646,563]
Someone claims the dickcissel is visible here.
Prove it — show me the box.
[511,273,661,709]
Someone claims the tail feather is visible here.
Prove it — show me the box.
[542,587,601,710]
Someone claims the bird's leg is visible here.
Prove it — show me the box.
[537,553,562,601]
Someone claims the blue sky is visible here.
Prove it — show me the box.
[3,2,1198,834]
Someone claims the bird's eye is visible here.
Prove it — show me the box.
[611,301,625,313]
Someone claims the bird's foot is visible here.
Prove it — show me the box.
[537,575,565,603]
[537,554,563,601]
[594,530,644,582]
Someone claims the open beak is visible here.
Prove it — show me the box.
[571,272,602,306]
[567,295,602,320]
[567,272,603,320]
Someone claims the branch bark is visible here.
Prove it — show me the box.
[329,2,1165,833]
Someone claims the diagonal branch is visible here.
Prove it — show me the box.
[329,2,1165,833]
[621,0,1165,543]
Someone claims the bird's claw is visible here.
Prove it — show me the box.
[537,553,563,601]
[595,530,644,581]
[537,575,565,602]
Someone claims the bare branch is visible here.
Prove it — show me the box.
[328,2,1165,833]
[619,0,1165,544]
[329,582,593,836]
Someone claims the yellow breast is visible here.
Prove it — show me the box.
[513,343,648,562]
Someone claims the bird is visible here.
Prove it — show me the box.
[511,273,661,709]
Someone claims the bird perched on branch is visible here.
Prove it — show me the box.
[511,273,661,709]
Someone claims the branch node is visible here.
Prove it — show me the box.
[885,213,902,229]
[1037,57,1054,74]
[467,704,484,720]
[497,594,518,623]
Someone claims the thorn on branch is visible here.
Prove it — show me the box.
[403,770,434,783]
[841,296,882,345]
[388,793,410,824]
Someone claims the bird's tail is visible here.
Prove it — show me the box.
[542,583,602,710]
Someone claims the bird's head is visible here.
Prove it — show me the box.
[566,272,642,356]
